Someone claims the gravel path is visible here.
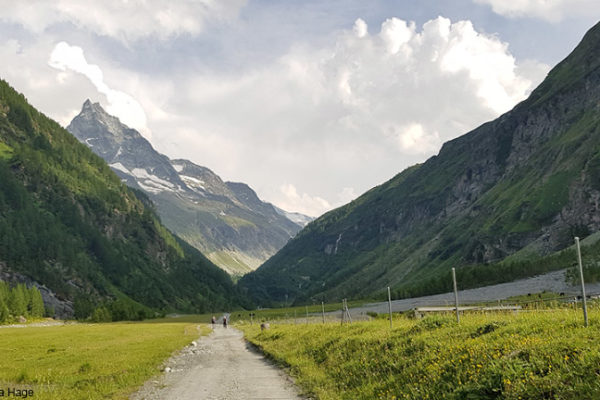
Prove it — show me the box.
[131,324,304,400]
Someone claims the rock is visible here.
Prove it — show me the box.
[18,316,26,323]
[164,367,171,373]
[260,322,270,331]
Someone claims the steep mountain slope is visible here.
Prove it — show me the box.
[67,102,307,275]
[240,21,600,305]
[0,80,246,317]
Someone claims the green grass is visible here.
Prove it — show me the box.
[0,317,211,399]
[229,301,364,323]
[240,307,600,399]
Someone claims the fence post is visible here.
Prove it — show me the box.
[340,299,345,325]
[305,305,309,325]
[575,237,589,327]
[452,267,460,324]
[321,301,325,324]
[345,299,353,324]
[387,286,393,329]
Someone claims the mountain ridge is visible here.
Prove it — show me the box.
[67,102,311,275]
[240,20,600,305]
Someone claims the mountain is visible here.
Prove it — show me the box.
[0,79,247,318]
[67,101,308,276]
[240,21,600,306]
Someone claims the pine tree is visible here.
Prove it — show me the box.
[0,297,8,322]
[29,287,44,317]
[8,284,27,317]
[0,281,8,304]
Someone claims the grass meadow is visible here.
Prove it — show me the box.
[240,307,600,399]
[0,316,210,399]
[227,300,364,324]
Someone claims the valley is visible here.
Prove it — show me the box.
[1,3,600,400]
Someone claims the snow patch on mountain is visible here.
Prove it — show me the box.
[110,162,130,175]
[126,168,176,193]
[180,174,205,189]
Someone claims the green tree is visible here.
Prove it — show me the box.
[0,298,9,322]
[28,287,44,317]
[0,281,8,305]
[74,295,94,320]
[91,306,112,322]
[8,284,27,317]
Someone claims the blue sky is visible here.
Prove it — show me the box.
[1,1,599,216]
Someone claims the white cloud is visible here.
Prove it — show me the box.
[353,18,368,38]
[151,16,548,216]
[276,184,331,217]
[0,0,246,42]
[394,123,440,154]
[48,42,149,137]
[474,0,600,22]
[0,13,551,218]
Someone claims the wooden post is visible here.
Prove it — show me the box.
[321,301,325,324]
[387,286,393,329]
[305,305,309,325]
[575,237,589,327]
[452,267,460,324]
[340,300,345,325]
[345,299,353,324]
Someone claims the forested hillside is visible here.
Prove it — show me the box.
[0,80,248,318]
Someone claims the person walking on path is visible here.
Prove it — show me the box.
[222,315,228,328]
[211,316,216,327]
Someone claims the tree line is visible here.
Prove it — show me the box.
[0,281,45,323]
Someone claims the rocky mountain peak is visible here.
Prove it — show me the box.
[67,101,310,275]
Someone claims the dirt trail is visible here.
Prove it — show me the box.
[131,325,304,400]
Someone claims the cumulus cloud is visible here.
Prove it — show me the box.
[153,16,548,216]
[276,184,331,217]
[48,42,149,137]
[474,0,600,22]
[0,13,551,218]
[0,0,246,42]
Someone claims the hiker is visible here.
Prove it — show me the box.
[211,315,216,327]
[223,315,228,328]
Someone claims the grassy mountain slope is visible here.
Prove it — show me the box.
[240,21,600,305]
[0,79,247,316]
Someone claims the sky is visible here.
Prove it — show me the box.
[1,1,600,217]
